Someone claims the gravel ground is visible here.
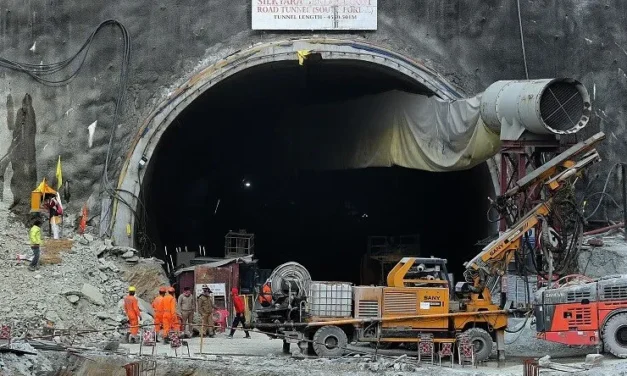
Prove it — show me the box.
[504,318,594,359]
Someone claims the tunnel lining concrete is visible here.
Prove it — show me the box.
[110,37,500,247]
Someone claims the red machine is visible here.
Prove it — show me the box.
[213,309,229,333]
[535,275,627,356]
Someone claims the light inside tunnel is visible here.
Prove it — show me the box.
[139,59,495,283]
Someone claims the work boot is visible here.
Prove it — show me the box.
[244,335,251,339]
[226,335,233,339]
[28,266,35,271]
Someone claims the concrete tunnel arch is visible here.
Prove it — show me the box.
[110,37,500,251]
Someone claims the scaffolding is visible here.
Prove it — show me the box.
[224,229,255,258]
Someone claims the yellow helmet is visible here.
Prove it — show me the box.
[128,286,136,292]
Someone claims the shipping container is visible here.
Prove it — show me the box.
[308,282,353,318]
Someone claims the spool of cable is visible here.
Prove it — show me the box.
[269,262,312,299]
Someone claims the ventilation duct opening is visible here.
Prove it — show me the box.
[480,78,591,140]
[540,81,586,132]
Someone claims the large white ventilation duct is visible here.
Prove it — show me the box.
[276,78,592,172]
[480,78,592,141]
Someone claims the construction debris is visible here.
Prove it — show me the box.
[579,235,627,278]
[0,201,165,348]
[80,283,106,306]
[584,354,604,368]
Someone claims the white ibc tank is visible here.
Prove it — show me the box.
[308,282,353,318]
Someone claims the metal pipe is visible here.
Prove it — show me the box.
[252,309,508,330]
[583,222,625,236]
[304,309,509,328]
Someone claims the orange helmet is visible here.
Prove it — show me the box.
[159,287,167,293]
[168,287,175,293]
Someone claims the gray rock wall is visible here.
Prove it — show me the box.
[0,0,624,219]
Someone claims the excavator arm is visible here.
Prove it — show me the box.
[463,132,605,294]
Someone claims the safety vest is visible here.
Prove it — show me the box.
[258,283,272,305]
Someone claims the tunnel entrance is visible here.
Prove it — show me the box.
[137,58,495,284]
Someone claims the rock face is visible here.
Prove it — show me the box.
[2,94,38,216]
[81,284,105,306]
[579,236,627,278]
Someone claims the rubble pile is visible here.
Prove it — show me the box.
[579,234,627,278]
[0,200,167,346]
[0,343,54,375]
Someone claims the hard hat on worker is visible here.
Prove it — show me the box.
[168,286,175,293]
[159,286,167,293]
[128,286,136,292]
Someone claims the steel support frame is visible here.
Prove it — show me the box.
[498,140,564,231]
[498,139,565,302]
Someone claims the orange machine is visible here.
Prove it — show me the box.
[254,256,508,360]
[349,256,507,361]
[254,132,606,361]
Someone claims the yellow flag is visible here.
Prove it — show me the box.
[297,50,311,66]
[55,156,63,190]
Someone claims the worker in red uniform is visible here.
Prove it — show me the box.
[227,288,251,339]
[152,287,167,341]
[161,286,177,341]
[123,286,141,343]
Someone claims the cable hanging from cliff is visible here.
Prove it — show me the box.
[0,20,138,226]
[0,20,130,87]
[516,0,530,79]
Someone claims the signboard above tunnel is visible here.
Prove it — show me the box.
[252,0,377,30]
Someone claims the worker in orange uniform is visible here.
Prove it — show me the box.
[227,288,251,339]
[258,280,272,307]
[123,286,141,343]
[152,287,167,342]
[161,286,177,342]
[167,287,181,333]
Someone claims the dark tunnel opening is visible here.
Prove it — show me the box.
[139,60,495,284]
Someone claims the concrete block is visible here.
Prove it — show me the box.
[584,354,604,367]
